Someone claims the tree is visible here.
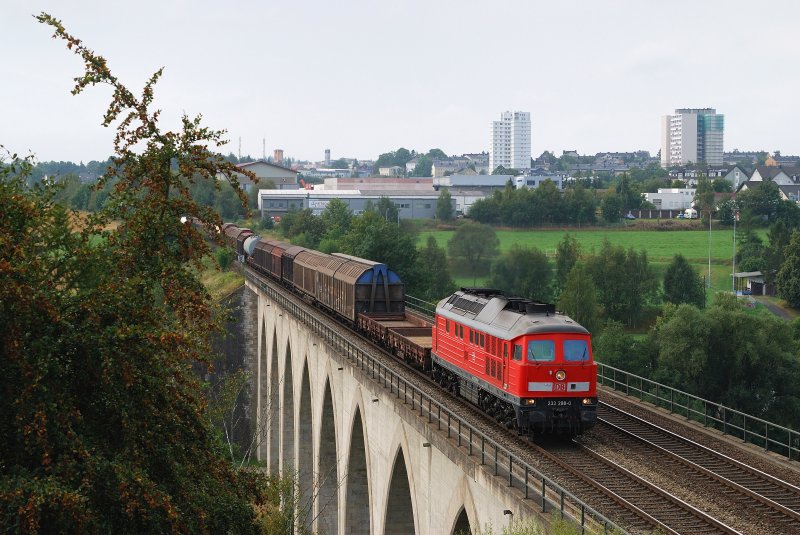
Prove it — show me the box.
[615,174,642,209]
[663,254,705,307]
[763,220,792,284]
[489,244,552,302]
[426,148,447,159]
[712,177,732,193]
[651,299,800,427]
[281,208,325,248]
[555,234,581,293]
[436,187,454,221]
[556,263,601,335]
[600,192,623,223]
[562,182,596,226]
[318,198,352,252]
[412,155,432,177]
[341,211,420,291]
[215,182,246,220]
[395,147,412,166]
[694,175,715,221]
[374,196,399,222]
[414,236,455,300]
[737,180,782,221]
[735,227,766,273]
[777,230,800,307]
[447,221,499,284]
[1,15,278,533]
[591,320,655,375]
[585,239,658,326]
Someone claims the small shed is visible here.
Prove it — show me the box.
[732,271,775,296]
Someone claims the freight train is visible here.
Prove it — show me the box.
[220,223,597,436]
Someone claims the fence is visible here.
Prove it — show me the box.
[246,270,625,535]
[404,294,437,318]
[598,363,800,462]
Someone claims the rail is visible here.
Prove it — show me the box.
[247,271,626,535]
[598,363,800,462]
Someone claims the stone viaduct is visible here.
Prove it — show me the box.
[240,269,616,535]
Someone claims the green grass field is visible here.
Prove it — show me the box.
[426,227,754,301]
[420,228,740,264]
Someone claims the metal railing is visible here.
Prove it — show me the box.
[598,363,800,462]
[404,294,437,318]
[247,271,625,535]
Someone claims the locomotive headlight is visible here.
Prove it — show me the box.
[582,397,595,406]
[555,370,566,381]
[524,399,536,405]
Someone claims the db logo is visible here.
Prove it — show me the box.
[554,383,567,392]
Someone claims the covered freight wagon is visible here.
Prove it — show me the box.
[281,245,306,286]
[332,253,405,320]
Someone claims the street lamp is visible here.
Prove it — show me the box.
[708,205,712,288]
[732,204,739,294]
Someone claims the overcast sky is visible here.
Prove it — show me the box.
[3,0,798,164]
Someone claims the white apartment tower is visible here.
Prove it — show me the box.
[660,108,724,167]
[490,111,531,172]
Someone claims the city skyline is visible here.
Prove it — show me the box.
[2,0,799,164]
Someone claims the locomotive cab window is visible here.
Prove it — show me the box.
[512,344,522,361]
[564,339,590,362]
[527,340,555,362]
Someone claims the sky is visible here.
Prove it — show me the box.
[2,0,799,164]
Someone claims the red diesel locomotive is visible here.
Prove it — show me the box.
[431,288,597,436]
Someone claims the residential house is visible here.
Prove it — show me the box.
[721,166,750,190]
[378,165,404,177]
[739,166,800,203]
[432,157,470,177]
[405,157,420,175]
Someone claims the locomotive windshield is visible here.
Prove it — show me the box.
[527,340,555,362]
[564,339,590,361]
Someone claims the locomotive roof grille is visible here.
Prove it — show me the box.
[450,296,485,314]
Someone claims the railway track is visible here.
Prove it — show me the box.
[532,440,739,534]
[592,403,800,533]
